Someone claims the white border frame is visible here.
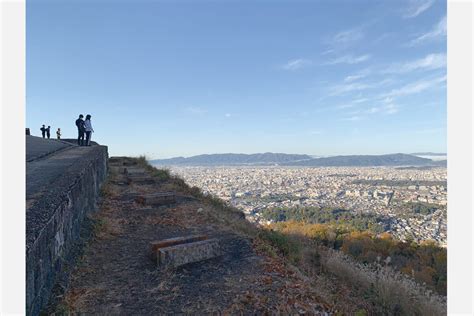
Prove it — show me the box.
[1,0,26,314]
[1,0,473,314]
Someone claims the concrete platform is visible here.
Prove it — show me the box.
[26,135,73,162]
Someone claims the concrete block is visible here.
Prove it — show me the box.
[150,235,208,258]
[127,176,155,185]
[136,192,175,206]
[158,239,221,268]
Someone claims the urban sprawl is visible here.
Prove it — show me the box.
[164,166,447,247]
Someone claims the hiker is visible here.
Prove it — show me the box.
[56,128,61,139]
[84,114,94,146]
[40,125,46,138]
[46,126,51,139]
[75,114,85,146]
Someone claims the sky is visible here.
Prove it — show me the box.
[26,0,447,158]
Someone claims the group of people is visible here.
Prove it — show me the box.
[75,114,94,146]
[40,125,61,139]
[38,114,94,146]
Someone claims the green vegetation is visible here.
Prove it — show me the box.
[403,201,441,215]
[258,229,301,264]
[261,206,385,233]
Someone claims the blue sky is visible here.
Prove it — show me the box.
[27,0,446,158]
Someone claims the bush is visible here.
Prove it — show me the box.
[258,229,301,264]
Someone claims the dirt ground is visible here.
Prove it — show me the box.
[51,157,332,315]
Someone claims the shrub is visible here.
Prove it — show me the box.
[258,229,301,264]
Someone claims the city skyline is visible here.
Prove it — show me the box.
[27,0,446,158]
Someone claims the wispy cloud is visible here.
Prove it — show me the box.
[329,82,374,96]
[333,28,364,44]
[341,115,363,121]
[224,113,232,118]
[367,103,399,115]
[384,53,446,73]
[381,75,446,98]
[343,68,371,82]
[281,58,312,71]
[183,106,207,115]
[329,78,392,97]
[403,0,435,18]
[325,54,371,65]
[409,15,446,46]
[336,98,369,110]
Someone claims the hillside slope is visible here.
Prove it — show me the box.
[50,157,330,314]
[49,157,446,315]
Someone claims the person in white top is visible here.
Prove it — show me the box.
[84,114,94,146]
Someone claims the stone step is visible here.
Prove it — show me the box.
[157,239,221,268]
[127,176,156,185]
[149,234,208,259]
[135,192,176,206]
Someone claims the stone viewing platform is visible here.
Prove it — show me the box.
[25,136,108,315]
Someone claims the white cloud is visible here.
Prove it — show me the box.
[325,54,371,65]
[344,74,365,82]
[403,0,435,18]
[409,15,446,46]
[333,28,364,44]
[384,53,446,73]
[329,78,392,96]
[336,98,369,109]
[342,115,363,121]
[321,49,335,55]
[381,75,446,98]
[329,82,374,96]
[281,59,312,70]
[184,106,207,115]
[367,103,399,115]
[353,98,369,103]
[224,113,231,118]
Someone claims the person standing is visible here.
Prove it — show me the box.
[56,128,61,139]
[75,114,85,146]
[40,125,46,138]
[46,126,51,139]
[84,114,94,146]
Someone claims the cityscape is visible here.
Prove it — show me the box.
[165,165,447,247]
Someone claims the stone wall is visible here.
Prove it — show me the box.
[26,146,108,315]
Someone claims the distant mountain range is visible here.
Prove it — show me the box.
[150,153,446,167]
[411,152,447,156]
[150,153,313,166]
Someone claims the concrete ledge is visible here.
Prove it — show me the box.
[26,136,73,162]
[26,145,108,315]
[158,239,221,268]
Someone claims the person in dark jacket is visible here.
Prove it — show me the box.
[40,125,46,138]
[75,114,85,146]
[46,126,51,139]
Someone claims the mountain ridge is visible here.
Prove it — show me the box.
[150,152,443,167]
